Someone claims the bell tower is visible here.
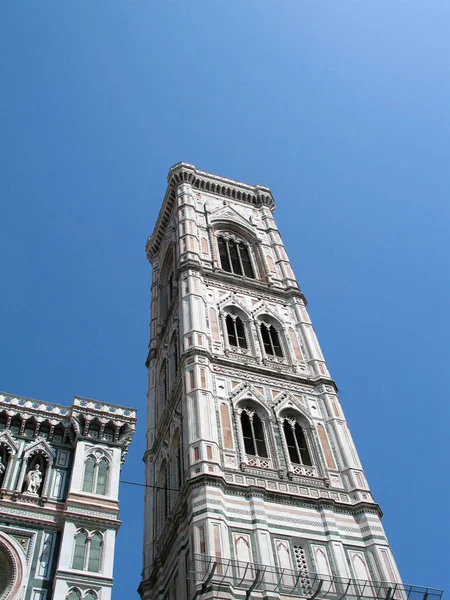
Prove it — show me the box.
[139,164,441,600]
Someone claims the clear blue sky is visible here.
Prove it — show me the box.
[1,1,449,597]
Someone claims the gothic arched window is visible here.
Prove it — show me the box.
[88,533,103,572]
[283,420,312,466]
[67,588,82,600]
[225,315,248,349]
[96,459,109,495]
[72,531,88,570]
[72,530,103,572]
[82,456,95,493]
[260,323,283,357]
[82,455,110,495]
[218,236,255,278]
[240,409,268,458]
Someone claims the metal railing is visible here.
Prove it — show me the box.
[187,555,443,600]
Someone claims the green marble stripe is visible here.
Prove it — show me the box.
[192,508,386,544]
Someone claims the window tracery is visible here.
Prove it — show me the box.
[225,314,248,349]
[237,406,272,469]
[282,419,312,466]
[279,411,318,477]
[260,322,283,357]
[217,234,255,278]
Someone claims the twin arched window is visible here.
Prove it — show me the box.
[282,419,312,466]
[226,315,247,349]
[224,314,285,359]
[67,591,97,600]
[240,409,268,458]
[260,323,283,357]
[238,406,313,470]
[82,455,109,495]
[218,236,254,278]
[72,530,103,572]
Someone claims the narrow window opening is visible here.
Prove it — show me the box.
[226,315,237,346]
[228,239,242,275]
[283,419,312,466]
[218,237,231,272]
[88,533,102,572]
[240,410,268,458]
[252,413,268,458]
[72,531,87,570]
[284,420,300,464]
[295,423,312,465]
[96,459,109,495]
[83,456,95,493]
[241,411,255,455]
[235,317,247,349]
[239,243,254,277]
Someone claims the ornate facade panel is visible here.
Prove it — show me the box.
[0,393,135,600]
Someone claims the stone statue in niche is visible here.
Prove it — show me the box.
[25,464,43,495]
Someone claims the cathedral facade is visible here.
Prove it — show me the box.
[0,392,136,600]
[139,164,442,600]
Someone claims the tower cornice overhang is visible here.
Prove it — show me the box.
[146,163,276,261]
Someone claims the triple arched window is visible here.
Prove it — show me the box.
[72,530,103,572]
[82,454,110,495]
[218,236,255,278]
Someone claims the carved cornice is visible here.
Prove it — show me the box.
[146,163,276,260]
